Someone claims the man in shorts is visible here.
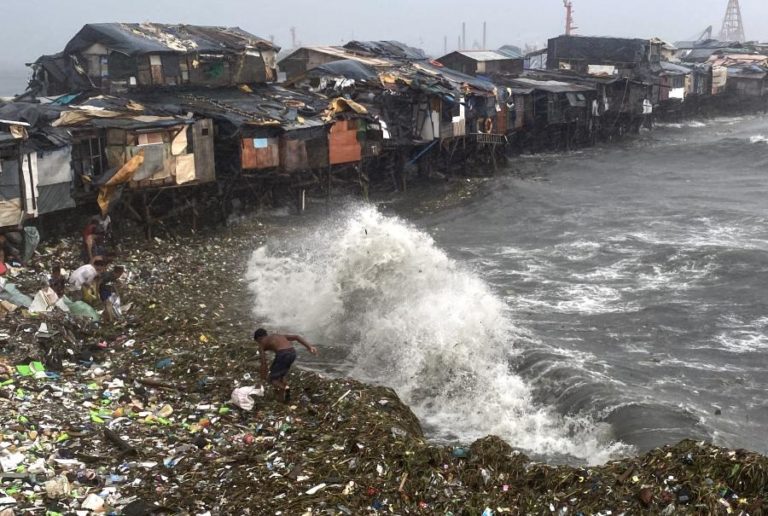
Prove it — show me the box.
[254,328,318,402]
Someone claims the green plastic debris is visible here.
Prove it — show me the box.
[62,297,100,322]
[15,361,44,377]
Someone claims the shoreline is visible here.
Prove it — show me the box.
[2,186,768,514]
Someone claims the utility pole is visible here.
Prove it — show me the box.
[290,27,297,48]
[483,21,487,49]
[720,0,746,42]
[563,0,577,36]
[462,22,466,50]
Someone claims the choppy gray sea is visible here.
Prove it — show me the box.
[247,115,768,465]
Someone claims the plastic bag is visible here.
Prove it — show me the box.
[0,279,33,308]
[28,287,59,313]
[230,386,265,411]
[62,297,101,322]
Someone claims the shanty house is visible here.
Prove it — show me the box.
[141,86,383,178]
[296,59,497,144]
[501,77,595,127]
[725,66,767,98]
[148,87,329,175]
[436,50,524,77]
[525,48,548,70]
[489,76,596,150]
[504,68,657,140]
[547,36,662,78]
[31,23,280,96]
[657,62,692,102]
[408,62,500,140]
[0,103,88,221]
[36,97,216,217]
[0,120,30,228]
[675,40,744,63]
[707,54,768,99]
[0,104,80,227]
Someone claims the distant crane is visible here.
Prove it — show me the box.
[698,25,713,42]
[563,0,577,36]
[719,0,746,42]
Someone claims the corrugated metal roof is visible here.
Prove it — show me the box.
[290,47,395,68]
[64,23,278,57]
[507,77,594,93]
[660,62,693,75]
[455,50,513,62]
[343,41,426,61]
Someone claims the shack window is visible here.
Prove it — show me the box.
[441,99,461,122]
[86,55,109,86]
[566,92,587,107]
[73,136,106,183]
[108,52,137,81]
[162,55,181,86]
[137,132,164,146]
[149,55,163,85]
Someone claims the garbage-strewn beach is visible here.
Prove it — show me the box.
[2,206,768,515]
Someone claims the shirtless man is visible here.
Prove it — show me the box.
[254,328,318,402]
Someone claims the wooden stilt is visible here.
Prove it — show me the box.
[142,191,152,240]
[358,160,369,201]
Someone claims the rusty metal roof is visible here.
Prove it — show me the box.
[64,23,278,57]
[281,46,396,68]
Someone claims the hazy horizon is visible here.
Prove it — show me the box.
[1,0,767,96]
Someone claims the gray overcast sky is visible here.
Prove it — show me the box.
[1,0,766,68]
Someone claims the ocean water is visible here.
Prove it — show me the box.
[0,67,28,98]
[246,114,768,465]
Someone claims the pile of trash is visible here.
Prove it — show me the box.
[2,219,768,515]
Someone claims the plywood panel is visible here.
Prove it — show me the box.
[306,137,329,169]
[241,137,279,170]
[496,105,509,134]
[175,154,196,184]
[193,119,215,182]
[280,138,309,172]
[329,137,361,164]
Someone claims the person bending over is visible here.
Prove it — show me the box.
[254,328,317,402]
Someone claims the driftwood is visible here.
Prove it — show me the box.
[103,427,138,456]
[136,378,178,391]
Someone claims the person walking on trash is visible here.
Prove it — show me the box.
[254,328,317,402]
